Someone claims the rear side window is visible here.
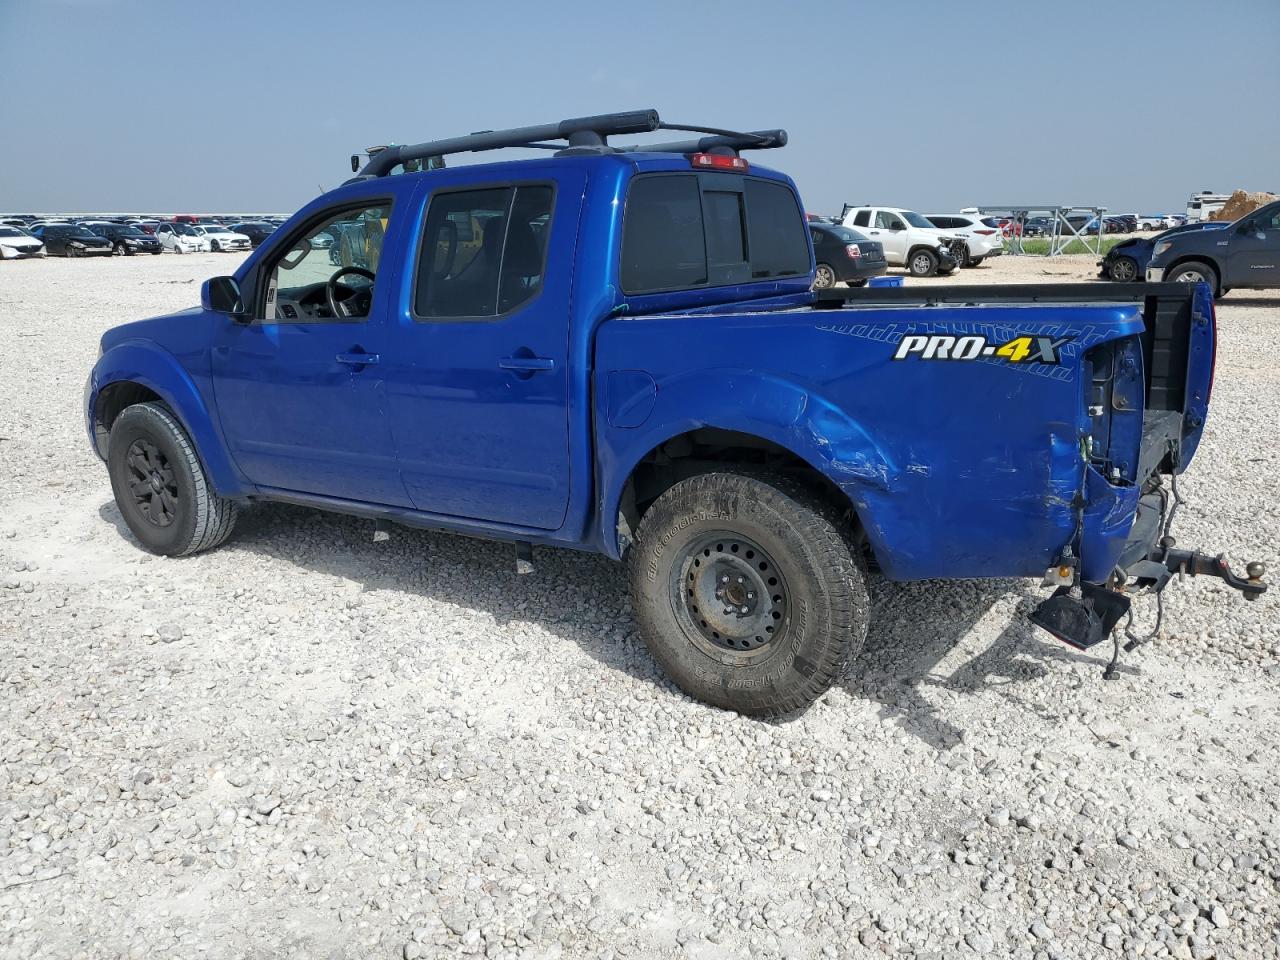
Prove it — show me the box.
[852,210,870,227]
[621,173,808,293]
[415,184,554,319]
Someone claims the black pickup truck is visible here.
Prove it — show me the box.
[1147,200,1280,295]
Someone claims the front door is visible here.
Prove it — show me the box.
[869,210,908,264]
[1227,205,1280,288]
[211,199,412,507]
[380,173,582,529]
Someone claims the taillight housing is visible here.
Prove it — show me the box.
[690,153,749,172]
[845,243,861,258]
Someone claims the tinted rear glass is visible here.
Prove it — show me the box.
[621,175,708,293]
[745,180,808,279]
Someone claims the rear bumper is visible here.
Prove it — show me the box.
[836,257,889,282]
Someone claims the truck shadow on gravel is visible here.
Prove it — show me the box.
[848,577,1133,749]
[101,500,1127,746]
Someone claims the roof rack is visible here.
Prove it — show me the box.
[348,110,787,180]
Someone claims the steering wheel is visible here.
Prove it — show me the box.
[326,266,376,318]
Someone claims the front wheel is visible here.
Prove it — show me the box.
[967,256,985,268]
[1169,260,1220,297]
[813,263,837,289]
[210,240,221,253]
[107,402,238,557]
[908,248,939,277]
[1109,256,1138,282]
[629,472,870,717]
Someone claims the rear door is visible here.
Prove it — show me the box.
[1227,205,1280,288]
[381,171,585,529]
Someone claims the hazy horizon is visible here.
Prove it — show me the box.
[1,0,1277,218]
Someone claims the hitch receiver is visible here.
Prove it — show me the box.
[1030,582,1131,651]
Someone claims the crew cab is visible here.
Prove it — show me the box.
[1147,200,1280,295]
[839,205,962,276]
[84,111,1266,718]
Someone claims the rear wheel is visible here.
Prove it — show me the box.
[968,256,985,268]
[107,402,238,557]
[813,263,837,289]
[908,248,939,277]
[1109,256,1138,282]
[629,472,870,717]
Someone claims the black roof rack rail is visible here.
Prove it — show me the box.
[619,128,787,156]
[347,111,788,181]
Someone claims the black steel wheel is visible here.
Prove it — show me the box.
[672,532,790,658]
[107,402,238,556]
[629,471,870,717]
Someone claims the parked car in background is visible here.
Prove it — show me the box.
[925,214,1004,267]
[0,224,46,259]
[1136,215,1168,231]
[840,205,960,276]
[154,222,208,254]
[809,223,887,288]
[127,219,161,234]
[32,223,113,257]
[1148,199,1280,295]
[84,222,164,255]
[189,224,251,253]
[1098,221,1232,282]
[228,221,276,247]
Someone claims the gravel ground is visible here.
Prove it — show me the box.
[0,252,1277,960]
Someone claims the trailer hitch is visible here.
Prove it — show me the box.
[1126,539,1267,601]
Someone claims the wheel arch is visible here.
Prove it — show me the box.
[599,378,899,564]
[90,341,245,496]
[1165,255,1222,292]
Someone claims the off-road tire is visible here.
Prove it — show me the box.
[107,402,238,557]
[629,471,870,717]
[908,248,938,277]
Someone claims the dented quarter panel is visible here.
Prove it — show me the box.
[595,303,1147,581]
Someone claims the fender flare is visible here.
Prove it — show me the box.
[599,369,901,559]
[90,340,245,496]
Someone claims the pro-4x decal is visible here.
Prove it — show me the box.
[893,333,1071,364]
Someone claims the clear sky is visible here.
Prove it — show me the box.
[1,0,1277,216]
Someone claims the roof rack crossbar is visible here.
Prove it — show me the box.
[356,109,662,178]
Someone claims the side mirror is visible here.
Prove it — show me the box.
[202,276,245,318]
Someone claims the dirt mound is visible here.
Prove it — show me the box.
[1210,189,1278,221]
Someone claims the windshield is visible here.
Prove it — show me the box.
[0,226,28,237]
[52,226,96,238]
[174,223,197,236]
[902,211,933,229]
[115,226,145,237]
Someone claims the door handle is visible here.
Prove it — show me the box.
[336,351,380,366]
[499,355,554,373]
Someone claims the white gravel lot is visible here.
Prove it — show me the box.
[0,252,1277,960]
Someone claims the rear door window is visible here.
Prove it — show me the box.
[852,210,870,227]
[414,184,555,319]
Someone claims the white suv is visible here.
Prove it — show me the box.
[925,214,1005,267]
[840,206,961,277]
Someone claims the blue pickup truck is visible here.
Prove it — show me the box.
[84,111,1265,716]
